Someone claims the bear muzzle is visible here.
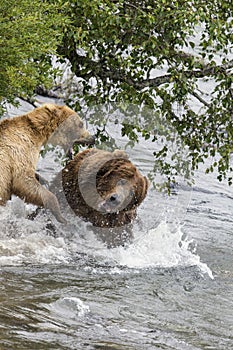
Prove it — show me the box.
[73,134,96,146]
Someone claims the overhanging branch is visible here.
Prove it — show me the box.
[59,38,233,92]
[72,54,233,90]
[134,59,233,89]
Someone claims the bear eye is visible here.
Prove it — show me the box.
[79,121,84,128]
[109,193,118,202]
[118,179,127,186]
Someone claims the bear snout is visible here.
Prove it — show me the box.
[98,193,121,213]
[73,134,95,146]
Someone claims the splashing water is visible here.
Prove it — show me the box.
[0,188,213,279]
[47,297,90,320]
[92,221,213,279]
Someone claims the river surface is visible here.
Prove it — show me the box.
[0,99,233,350]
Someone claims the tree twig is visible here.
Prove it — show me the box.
[192,91,210,107]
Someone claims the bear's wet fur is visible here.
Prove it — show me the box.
[60,148,149,247]
[0,103,94,223]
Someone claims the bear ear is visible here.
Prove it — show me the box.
[133,175,149,206]
[41,103,57,111]
[112,149,128,159]
[144,176,150,193]
[41,103,66,114]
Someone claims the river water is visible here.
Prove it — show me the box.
[0,99,233,350]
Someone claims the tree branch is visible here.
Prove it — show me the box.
[59,37,233,93]
[192,91,210,107]
[77,55,232,89]
[134,59,233,89]
[34,85,61,98]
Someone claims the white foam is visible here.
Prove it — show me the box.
[0,230,70,266]
[48,297,90,318]
[95,221,214,279]
[0,199,213,279]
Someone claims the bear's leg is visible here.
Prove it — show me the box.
[0,190,11,205]
[0,177,12,205]
[12,175,66,224]
[35,172,49,187]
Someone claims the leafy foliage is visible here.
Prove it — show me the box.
[0,0,67,106]
[56,0,233,186]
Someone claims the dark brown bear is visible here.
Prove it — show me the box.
[60,148,149,247]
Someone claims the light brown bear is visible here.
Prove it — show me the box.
[59,148,149,247]
[0,103,94,223]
